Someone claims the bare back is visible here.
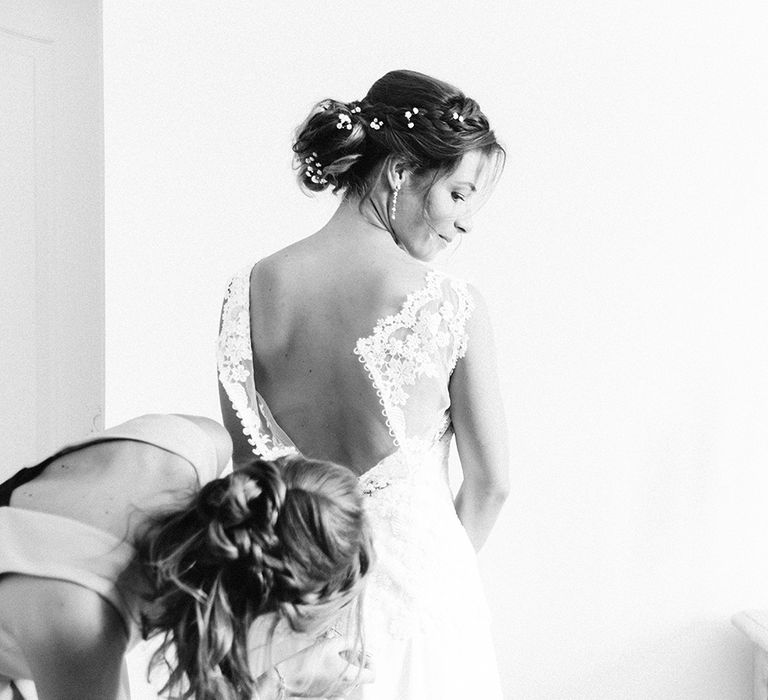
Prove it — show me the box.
[218,224,477,475]
[2,414,229,540]
[251,229,432,471]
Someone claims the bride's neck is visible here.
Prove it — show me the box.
[322,195,397,248]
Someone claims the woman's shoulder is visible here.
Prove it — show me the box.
[426,265,472,293]
[356,264,477,342]
[233,235,333,296]
[102,414,231,480]
[169,415,232,476]
[219,241,300,291]
[220,239,483,328]
[0,575,128,675]
[400,265,480,316]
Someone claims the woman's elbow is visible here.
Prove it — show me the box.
[469,470,510,503]
[488,475,511,503]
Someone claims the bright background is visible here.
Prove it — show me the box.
[105,2,768,697]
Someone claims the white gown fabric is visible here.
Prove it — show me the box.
[218,265,503,699]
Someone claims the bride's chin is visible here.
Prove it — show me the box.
[429,238,450,259]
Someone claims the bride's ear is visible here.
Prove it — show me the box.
[384,156,408,191]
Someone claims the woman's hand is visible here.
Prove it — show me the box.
[265,636,374,699]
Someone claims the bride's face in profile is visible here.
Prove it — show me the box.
[393,149,488,262]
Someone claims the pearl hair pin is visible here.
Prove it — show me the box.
[341,98,471,134]
[304,152,327,184]
[404,107,420,129]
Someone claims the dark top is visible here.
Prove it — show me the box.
[0,461,51,507]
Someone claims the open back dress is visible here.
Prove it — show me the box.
[218,263,503,699]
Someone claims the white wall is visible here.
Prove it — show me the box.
[105,2,768,697]
[1,0,104,472]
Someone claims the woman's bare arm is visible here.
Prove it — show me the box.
[9,578,128,700]
[449,286,510,551]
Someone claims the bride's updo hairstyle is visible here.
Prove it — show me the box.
[135,456,372,700]
[292,69,504,201]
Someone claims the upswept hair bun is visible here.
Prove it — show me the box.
[292,69,504,198]
[136,457,372,700]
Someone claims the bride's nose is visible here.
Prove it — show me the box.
[455,213,473,235]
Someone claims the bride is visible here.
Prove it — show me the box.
[218,69,509,699]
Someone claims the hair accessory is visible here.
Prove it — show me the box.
[304,153,327,185]
[350,104,362,114]
[404,107,420,129]
[452,111,465,123]
[337,113,352,130]
[369,117,383,130]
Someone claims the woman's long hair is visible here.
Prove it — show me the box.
[134,455,373,700]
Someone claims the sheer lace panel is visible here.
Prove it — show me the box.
[217,267,298,460]
[354,269,475,451]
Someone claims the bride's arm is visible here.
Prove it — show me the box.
[449,285,510,551]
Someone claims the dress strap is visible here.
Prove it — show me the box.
[0,462,49,507]
[217,266,298,460]
[353,269,475,450]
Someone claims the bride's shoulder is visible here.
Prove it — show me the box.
[251,233,337,284]
[421,266,482,308]
[222,260,256,289]
[223,231,323,281]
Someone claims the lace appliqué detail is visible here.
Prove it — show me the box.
[217,267,298,460]
[359,434,472,642]
[353,269,475,448]
[352,271,475,642]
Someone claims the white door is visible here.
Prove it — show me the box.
[0,0,104,474]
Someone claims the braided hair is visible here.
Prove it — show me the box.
[292,69,504,198]
[134,456,372,700]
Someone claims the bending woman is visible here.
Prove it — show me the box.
[218,69,509,698]
[0,413,373,699]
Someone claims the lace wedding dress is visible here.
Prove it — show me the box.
[217,264,503,699]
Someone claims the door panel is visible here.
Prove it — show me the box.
[0,1,103,475]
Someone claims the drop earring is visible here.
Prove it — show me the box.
[391,183,400,220]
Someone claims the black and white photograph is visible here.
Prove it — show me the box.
[1,2,767,698]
